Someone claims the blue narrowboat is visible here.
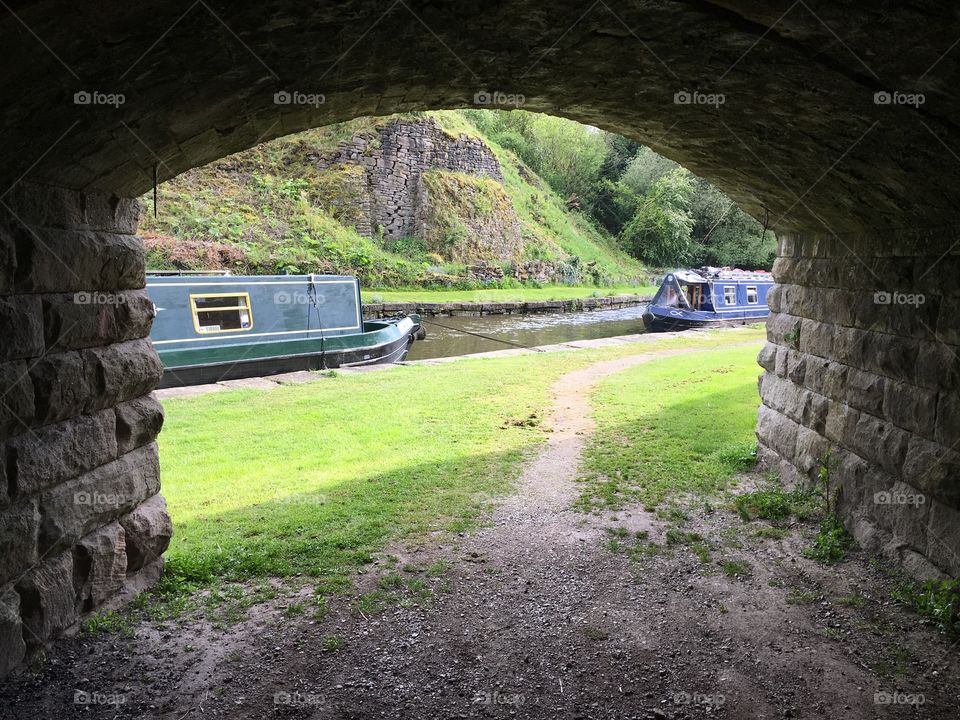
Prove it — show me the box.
[146,273,422,388]
[642,267,774,331]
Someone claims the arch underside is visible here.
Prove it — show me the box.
[0,0,958,674]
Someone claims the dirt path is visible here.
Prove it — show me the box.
[3,343,958,719]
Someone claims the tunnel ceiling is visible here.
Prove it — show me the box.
[1,0,960,234]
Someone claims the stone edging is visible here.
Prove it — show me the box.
[361,293,652,318]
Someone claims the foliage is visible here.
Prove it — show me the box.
[619,168,696,266]
[803,515,853,564]
[893,579,960,638]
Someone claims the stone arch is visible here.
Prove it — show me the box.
[1,0,958,674]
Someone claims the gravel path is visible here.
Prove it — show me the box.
[3,343,958,719]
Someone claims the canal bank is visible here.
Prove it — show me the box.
[361,293,651,319]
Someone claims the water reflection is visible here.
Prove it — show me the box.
[408,304,649,360]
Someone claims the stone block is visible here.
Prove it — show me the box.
[2,182,139,233]
[871,480,930,550]
[0,498,39,586]
[757,343,777,373]
[42,289,155,352]
[28,350,94,426]
[74,522,127,609]
[0,590,25,676]
[0,360,35,439]
[915,340,959,391]
[844,367,886,416]
[0,224,15,294]
[0,295,43,362]
[798,319,834,359]
[882,380,938,438]
[824,399,857,447]
[850,413,910,476]
[786,349,806,385]
[902,435,960,509]
[120,494,172,572]
[935,391,960,448]
[82,338,164,412]
[863,331,919,382]
[6,409,117,497]
[15,551,76,645]
[926,500,960,576]
[14,228,144,294]
[114,394,164,455]
[756,404,798,460]
[936,296,960,346]
[37,443,161,554]
[794,424,828,478]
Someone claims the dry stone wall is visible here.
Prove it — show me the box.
[316,117,504,240]
[0,182,171,675]
[757,232,960,580]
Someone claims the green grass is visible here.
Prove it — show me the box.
[733,483,820,522]
[158,328,764,598]
[366,285,655,304]
[803,515,853,564]
[575,344,764,512]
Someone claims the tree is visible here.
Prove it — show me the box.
[619,168,695,266]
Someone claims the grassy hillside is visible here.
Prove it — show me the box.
[140,111,647,290]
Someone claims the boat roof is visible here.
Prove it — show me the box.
[671,267,772,283]
[146,273,357,284]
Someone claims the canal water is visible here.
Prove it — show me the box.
[407,304,649,360]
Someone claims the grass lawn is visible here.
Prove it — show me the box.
[576,344,764,512]
[156,328,764,598]
[365,285,657,304]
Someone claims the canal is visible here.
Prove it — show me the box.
[406,304,649,360]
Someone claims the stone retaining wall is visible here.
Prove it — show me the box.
[317,117,503,239]
[757,232,959,579]
[0,183,172,675]
[362,294,651,319]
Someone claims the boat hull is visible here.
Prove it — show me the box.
[156,317,420,388]
[642,307,768,332]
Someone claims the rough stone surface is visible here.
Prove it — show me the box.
[0,590,25,676]
[15,551,76,646]
[37,443,161,555]
[0,296,43,362]
[6,410,117,498]
[114,394,165,456]
[0,499,40,587]
[120,494,173,572]
[758,231,960,578]
[73,522,127,610]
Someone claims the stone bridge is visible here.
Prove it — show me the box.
[0,0,958,674]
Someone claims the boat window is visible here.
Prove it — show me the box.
[191,293,253,334]
[724,286,737,305]
[746,286,759,304]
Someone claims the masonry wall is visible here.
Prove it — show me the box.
[757,232,960,579]
[316,117,504,239]
[0,182,171,675]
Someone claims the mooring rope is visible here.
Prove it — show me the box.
[420,317,546,353]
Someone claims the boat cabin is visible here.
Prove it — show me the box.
[642,267,773,331]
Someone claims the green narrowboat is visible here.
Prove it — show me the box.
[146,273,422,388]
